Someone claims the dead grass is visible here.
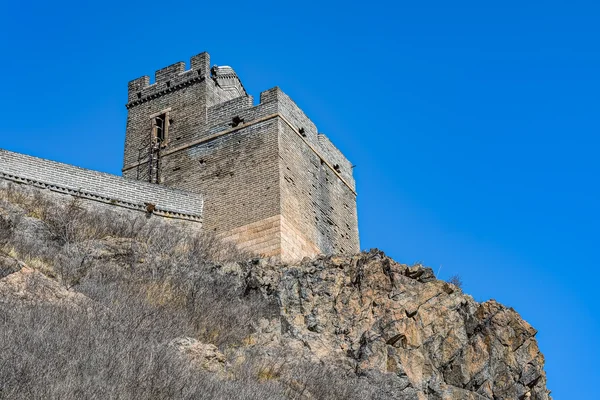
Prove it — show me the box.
[0,182,377,399]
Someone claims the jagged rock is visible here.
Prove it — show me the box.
[245,250,551,399]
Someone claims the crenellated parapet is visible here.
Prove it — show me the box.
[126,53,211,108]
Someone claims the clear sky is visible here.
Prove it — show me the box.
[1,0,598,397]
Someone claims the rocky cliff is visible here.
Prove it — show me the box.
[0,182,551,399]
[241,253,550,399]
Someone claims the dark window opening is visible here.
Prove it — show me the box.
[137,92,142,99]
[334,164,341,173]
[155,114,166,143]
[299,127,306,137]
[230,116,244,127]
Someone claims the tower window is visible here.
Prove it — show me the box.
[155,115,165,142]
[152,113,169,146]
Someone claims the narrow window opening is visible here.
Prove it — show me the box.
[137,92,142,99]
[166,81,171,88]
[334,164,341,173]
[299,127,306,137]
[155,114,166,143]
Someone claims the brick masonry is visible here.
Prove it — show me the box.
[0,149,203,221]
[123,52,359,261]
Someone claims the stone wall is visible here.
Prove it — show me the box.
[278,120,359,261]
[0,149,203,222]
[160,118,282,257]
[123,55,211,177]
[121,52,360,261]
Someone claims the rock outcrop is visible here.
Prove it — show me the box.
[237,251,551,399]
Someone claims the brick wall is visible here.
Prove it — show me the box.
[317,133,355,190]
[0,149,203,221]
[122,52,360,260]
[161,119,281,234]
[123,69,209,174]
[278,120,359,261]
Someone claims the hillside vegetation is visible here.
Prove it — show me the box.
[0,182,551,399]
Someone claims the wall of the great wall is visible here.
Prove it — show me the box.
[123,54,212,178]
[0,149,203,222]
[278,120,359,261]
[165,89,281,256]
[121,52,359,261]
[161,118,282,257]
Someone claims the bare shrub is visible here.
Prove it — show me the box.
[229,348,378,400]
[0,214,14,247]
[0,183,382,399]
[169,266,278,346]
[39,197,149,245]
[52,243,94,288]
[447,274,463,289]
[0,299,289,400]
[41,197,86,244]
[0,182,31,208]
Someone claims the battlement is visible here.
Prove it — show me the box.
[204,87,321,143]
[126,52,248,108]
[260,87,319,143]
[155,61,186,83]
[127,52,211,106]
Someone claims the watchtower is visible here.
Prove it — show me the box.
[122,52,359,261]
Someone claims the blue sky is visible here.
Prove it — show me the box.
[1,0,598,397]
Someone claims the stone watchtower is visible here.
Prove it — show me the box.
[122,52,358,261]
